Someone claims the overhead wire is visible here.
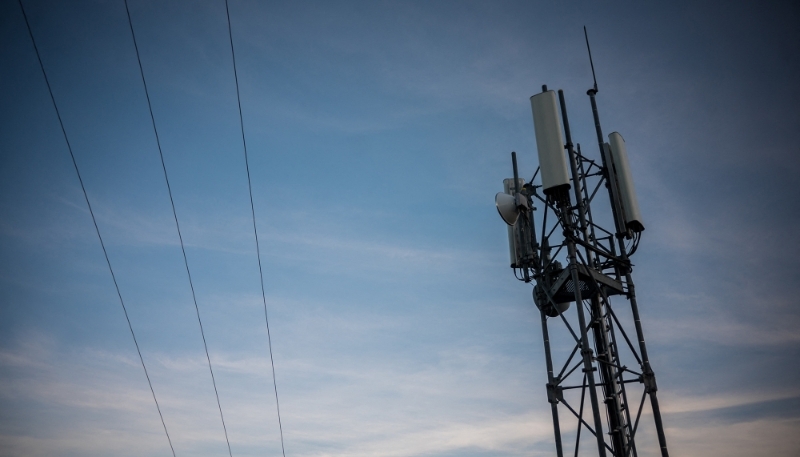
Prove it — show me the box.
[222,2,287,455]
[122,1,233,455]
[16,1,176,455]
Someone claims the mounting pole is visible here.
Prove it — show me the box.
[554,178,607,456]
[616,245,670,457]
[541,310,565,457]
[584,26,627,238]
[584,28,668,445]
[587,91,626,238]
[561,90,631,456]
[564,217,607,457]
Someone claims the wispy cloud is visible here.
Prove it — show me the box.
[666,418,800,457]
[661,390,800,415]
[0,330,552,456]
[645,300,800,347]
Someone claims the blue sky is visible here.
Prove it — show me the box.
[1,0,799,456]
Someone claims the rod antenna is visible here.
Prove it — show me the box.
[584,26,598,93]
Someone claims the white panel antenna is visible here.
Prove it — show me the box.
[608,132,644,232]
[530,90,570,195]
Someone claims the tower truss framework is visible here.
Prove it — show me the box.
[503,88,669,457]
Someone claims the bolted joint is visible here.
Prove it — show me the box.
[533,287,546,309]
[642,369,658,393]
[546,383,563,404]
[581,349,597,372]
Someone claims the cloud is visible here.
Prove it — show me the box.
[645,300,800,347]
[661,390,800,416]
[6,319,794,457]
[0,328,554,457]
[666,418,800,457]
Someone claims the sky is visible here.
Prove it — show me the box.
[1,0,799,456]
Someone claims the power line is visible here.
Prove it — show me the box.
[16,1,176,456]
[223,2,287,456]
[122,1,233,456]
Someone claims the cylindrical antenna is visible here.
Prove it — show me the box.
[510,151,531,281]
[530,89,570,196]
[584,26,598,93]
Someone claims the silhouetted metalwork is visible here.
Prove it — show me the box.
[496,82,669,456]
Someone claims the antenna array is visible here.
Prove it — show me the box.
[493,33,669,457]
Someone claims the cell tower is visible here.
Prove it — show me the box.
[494,34,669,457]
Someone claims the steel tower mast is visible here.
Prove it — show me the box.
[494,53,669,456]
